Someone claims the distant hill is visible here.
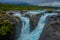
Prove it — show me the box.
[0,1,34,6]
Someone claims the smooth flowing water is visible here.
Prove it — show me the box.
[11,10,57,40]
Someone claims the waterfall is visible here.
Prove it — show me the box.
[12,12,30,40]
[24,13,57,40]
[18,17,30,40]
[10,10,57,40]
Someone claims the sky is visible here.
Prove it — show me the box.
[0,0,60,6]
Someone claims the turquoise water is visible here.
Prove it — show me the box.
[12,10,58,40]
[24,13,57,40]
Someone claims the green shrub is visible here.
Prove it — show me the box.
[0,20,13,36]
[0,11,14,36]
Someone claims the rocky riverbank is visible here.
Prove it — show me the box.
[40,15,60,40]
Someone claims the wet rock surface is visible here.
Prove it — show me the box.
[30,14,41,32]
[40,15,60,40]
[15,19,22,40]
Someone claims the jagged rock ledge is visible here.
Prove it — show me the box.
[40,15,60,40]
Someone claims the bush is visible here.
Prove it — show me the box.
[0,10,14,36]
[0,20,13,36]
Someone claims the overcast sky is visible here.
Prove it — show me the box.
[0,0,60,5]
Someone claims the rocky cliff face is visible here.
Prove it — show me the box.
[29,14,41,32]
[40,15,60,40]
[15,18,22,40]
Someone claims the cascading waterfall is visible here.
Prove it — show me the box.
[24,13,57,40]
[19,17,30,40]
[13,12,30,40]
[11,10,57,40]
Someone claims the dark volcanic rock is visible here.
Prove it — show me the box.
[15,19,22,40]
[30,14,41,32]
[40,15,60,40]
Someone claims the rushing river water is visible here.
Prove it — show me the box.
[6,10,58,40]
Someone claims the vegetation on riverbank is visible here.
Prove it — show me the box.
[0,10,18,36]
[0,3,60,11]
